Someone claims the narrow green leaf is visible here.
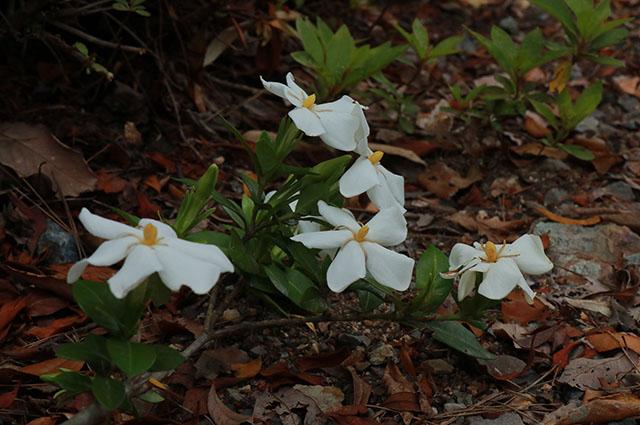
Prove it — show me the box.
[296,18,324,65]
[56,334,111,373]
[92,377,126,411]
[148,345,186,372]
[529,0,578,40]
[73,280,126,336]
[138,390,165,403]
[106,340,157,378]
[429,35,462,58]
[41,371,92,396]
[425,321,496,359]
[264,265,327,313]
[529,99,559,130]
[325,26,355,83]
[411,18,430,58]
[414,245,452,312]
[291,51,318,68]
[572,80,602,126]
[559,143,595,160]
[356,289,384,313]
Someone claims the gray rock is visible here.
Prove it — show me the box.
[601,181,635,201]
[544,188,569,205]
[369,344,396,365]
[37,218,79,264]
[539,158,571,172]
[575,116,599,133]
[444,402,466,412]
[467,412,524,425]
[498,17,519,34]
[618,94,640,113]
[570,64,583,79]
[423,358,454,375]
[461,33,478,53]
[338,333,371,349]
[250,346,268,356]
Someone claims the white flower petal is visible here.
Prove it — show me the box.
[377,165,405,206]
[364,242,414,291]
[458,270,477,301]
[78,208,136,240]
[83,236,137,266]
[107,245,163,298]
[449,244,484,270]
[339,157,379,198]
[367,180,405,211]
[156,246,224,294]
[517,277,536,304]
[317,109,360,151]
[317,200,359,230]
[289,107,325,136]
[260,76,290,101]
[291,229,353,250]
[508,234,553,275]
[465,261,492,273]
[477,258,523,300]
[327,241,366,292]
[67,259,89,283]
[297,219,321,234]
[365,207,407,246]
[165,238,233,272]
[284,72,308,106]
[138,219,177,239]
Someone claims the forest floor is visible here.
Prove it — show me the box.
[2,0,640,424]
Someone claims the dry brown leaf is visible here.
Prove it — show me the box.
[586,332,640,355]
[0,122,97,196]
[564,299,611,317]
[524,111,550,138]
[510,142,568,159]
[204,27,239,67]
[547,393,640,425]
[368,142,426,165]
[347,367,371,406]
[207,385,252,425]
[418,162,462,199]
[19,357,84,376]
[550,61,572,93]
[558,352,639,390]
[612,75,640,97]
[382,363,413,395]
[231,356,262,379]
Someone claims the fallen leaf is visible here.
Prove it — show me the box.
[612,75,640,97]
[0,122,96,196]
[501,289,551,325]
[24,315,86,339]
[524,111,550,137]
[123,121,142,145]
[294,346,350,371]
[510,142,568,159]
[293,384,344,411]
[550,61,572,93]
[204,27,240,67]
[489,176,523,197]
[143,175,163,193]
[231,356,262,379]
[96,172,128,193]
[382,363,413,395]
[547,393,640,425]
[586,332,640,355]
[207,385,251,425]
[558,352,638,390]
[19,357,84,376]
[565,299,611,317]
[183,386,209,416]
[26,418,56,425]
[368,142,426,165]
[347,367,371,406]
[0,296,27,332]
[25,292,68,317]
[478,355,526,380]
[0,386,18,408]
[418,162,462,199]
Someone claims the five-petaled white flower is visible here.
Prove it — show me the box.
[67,208,234,299]
[444,234,553,303]
[260,73,368,152]
[339,149,405,211]
[291,201,414,293]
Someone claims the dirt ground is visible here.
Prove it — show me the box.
[1,1,640,424]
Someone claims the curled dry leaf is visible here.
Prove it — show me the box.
[231,356,262,379]
[546,393,640,425]
[0,122,97,196]
[524,111,550,138]
[368,142,426,165]
[207,385,252,425]
[510,142,568,159]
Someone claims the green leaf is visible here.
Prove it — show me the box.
[585,54,625,67]
[425,321,496,359]
[73,280,128,336]
[590,20,630,47]
[356,289,384,313]
[291,51,318,68]
[56,334,111,373]
[106,340,157,377]
[316,17,334,45]
[148,345,186,372]
[325,26,354,84]
[296,18,324,65]
[41,371,92,396]
[137,390,165,403]
[556,88,573,125]
[285,240,324,284]
[229,229,261,274]
[529,0,578,41]
[559,143,595,160]
[411,18,430,58]
[414,244,452,312]
[264,265,327,313]
[429,35,462,58]
[92,377,126,411]
[186,231,230,255]
[571,80,602,126]
[144,273,172,307]
[529,99,559,130]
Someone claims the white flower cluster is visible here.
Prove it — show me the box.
[262,73,414,293]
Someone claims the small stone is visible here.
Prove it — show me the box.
[570,64,583,80]
[619,94,640,113]
[250,346,268,356]
[461,33,477,53]
[222,309,241,322]
[37,219,80,264]
[539,158,571,172]
[422,359,454,375]
[467,412,524,425]
[544,188,569,205]
[575,116,599,133]
[444,402,466,412]
[498,16,519,34]
[601,181,635,201]
[338,333,371,349]
[369,344,396,365]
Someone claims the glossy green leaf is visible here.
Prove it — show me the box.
[106,340,157,377]
[41,371,92,396]
[148,345,186,372]
[296,18,324,65]
[425,321,496,359]
[411,18,430,58]
[356,289,384,313]
[414,244,452,312]
[138,390,165,403]
[529,0,578,41]
[264,265,327,313]
[92,376,126,411]
[559,143,595,160]
[530,99,559,130]
[572,80,602,127]
[73,280,128,336]
[56,334,111,373]
[430,35,462,58]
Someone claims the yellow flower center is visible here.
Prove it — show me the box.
[303,94,316,109]
[484,241,498,262]
[140,223,159,246]
[355,226,369,242]
[369,151,384,165]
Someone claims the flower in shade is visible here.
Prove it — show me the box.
[291,201,414,293]
[444,234,553,303]
[339,149,405,210]
[260,73,368,152]
[67,208,234,298]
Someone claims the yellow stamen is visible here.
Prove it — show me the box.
[355,226,369,242]
[303,94,316,109]
[369,151,384,165]
[141,223,158,246]
[484,241,497,263]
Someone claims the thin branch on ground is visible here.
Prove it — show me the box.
[48,21,147,55]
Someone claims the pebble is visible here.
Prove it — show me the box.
[575,116,599,134]
[250,346,268,356]
[544,188,569,205]
[539,158,571,172]
[37,219,79,264]
[444,402,466,412]
[467,412,524,425]
[422,359,454,375]
[498,16,519,34]
[601,181,635,201]
[618,94,640,113]
[368,344,396,365]
[337,333,371,349]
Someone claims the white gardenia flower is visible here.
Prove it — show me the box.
[339,149,405,211]
[67,208,234,299]
[445,234,553,303]
[260,73,368,152]
[291,201,414,293]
